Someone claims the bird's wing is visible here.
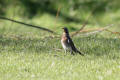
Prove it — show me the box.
[67,36,83,55]
[67,36,77,51]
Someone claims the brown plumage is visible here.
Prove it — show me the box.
[61,27,83,55]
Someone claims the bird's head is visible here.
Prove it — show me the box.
[62,27,69,34]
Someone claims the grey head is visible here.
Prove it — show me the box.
[62,27,69,34]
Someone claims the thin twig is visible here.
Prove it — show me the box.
[105,29,120,35]
[71,4,101,37]
[76,24,114,36]
[45,24,114,39]
[0,16,55,34]
[55,5,62,28]
[53,48,62,51]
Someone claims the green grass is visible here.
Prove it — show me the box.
[0,27,120,80]
[0,11,120,80]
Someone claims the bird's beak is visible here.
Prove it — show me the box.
[62,27,64,29]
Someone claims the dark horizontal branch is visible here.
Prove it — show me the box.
[0,16,55,34]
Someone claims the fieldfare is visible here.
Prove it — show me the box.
[61,27,83,55]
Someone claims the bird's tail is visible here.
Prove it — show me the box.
[76,50,84,56]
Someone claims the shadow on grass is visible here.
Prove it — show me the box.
[0,35,120,58]
[0,35,57,53]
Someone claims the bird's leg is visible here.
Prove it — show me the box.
[64,49,67,55]
[70,50,74,55]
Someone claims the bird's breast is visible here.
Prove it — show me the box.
[61,36,71,50]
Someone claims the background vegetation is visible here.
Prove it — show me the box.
[0,0,120,80]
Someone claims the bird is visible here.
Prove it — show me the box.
[61,27,83,55]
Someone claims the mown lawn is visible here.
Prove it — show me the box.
[0,23,120,80]
[0,10,120,80]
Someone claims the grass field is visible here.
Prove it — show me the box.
[0,13,120,80]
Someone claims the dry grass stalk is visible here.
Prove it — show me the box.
[73,24,114,36]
